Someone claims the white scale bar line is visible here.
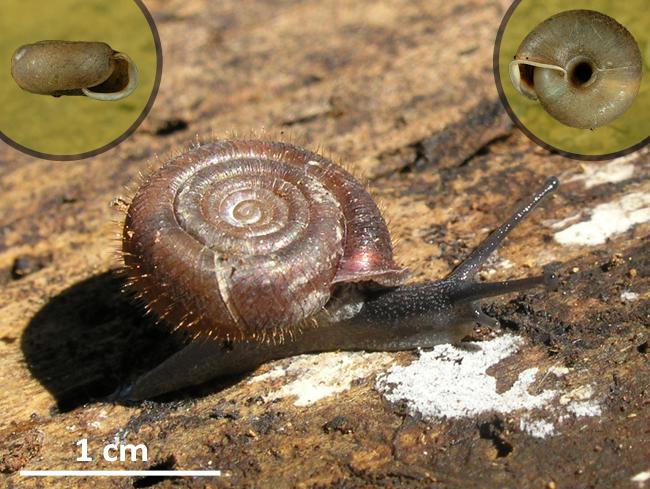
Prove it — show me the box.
[21,470,222,477]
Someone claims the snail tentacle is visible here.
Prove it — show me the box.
[449,177,558,283]
[117,152,559,400]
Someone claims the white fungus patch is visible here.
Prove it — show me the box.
[621,290,640,302]
[566,401,602,417]
[248,365,286,383]
[519,416,556,438]
[632,470,650,488]
[559,384,594,405]
[376,334,555,419]
[375,334,603,438]
[554,192,650,246]
[249,335,603,438]
[548,212,582,230]
[566,157,636,189]
[547,365,570,377]
[252,352,392,406]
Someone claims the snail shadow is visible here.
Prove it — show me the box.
[21,271,190,412]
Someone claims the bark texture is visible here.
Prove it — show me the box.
[0,1,648,488]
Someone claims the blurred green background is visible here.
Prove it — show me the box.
[498,0,649,156]
[0,0,158,157]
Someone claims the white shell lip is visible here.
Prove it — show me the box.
[82,52,138,101]
[509,59,566,100]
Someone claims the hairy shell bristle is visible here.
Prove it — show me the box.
[119,138,406,345]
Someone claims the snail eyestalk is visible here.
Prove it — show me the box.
[450,177,558,283]
[443,177,558,320]
[451,273,557,304]
[117,139,561,400]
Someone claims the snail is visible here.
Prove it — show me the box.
[509,10,642,129]
[11,40,138,101]
[118,140,559,400]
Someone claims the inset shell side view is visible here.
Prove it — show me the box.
[11,40,138,101]
[509,10,642,129]
[118,139,559,400]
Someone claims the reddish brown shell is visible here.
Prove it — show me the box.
[123,140,407,343]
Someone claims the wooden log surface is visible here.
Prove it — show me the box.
[1,1,648,488]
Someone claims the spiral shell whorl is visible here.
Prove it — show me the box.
[509,10,642,129]
[123,140,406,343]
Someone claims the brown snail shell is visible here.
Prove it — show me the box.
[509,10,642,129]
[118,139,561,399]
[11,40,138,101]
[123,140,408,344]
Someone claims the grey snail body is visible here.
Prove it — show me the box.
[11,41,138,101]
[509,10,642,129]
[118,140,559,400]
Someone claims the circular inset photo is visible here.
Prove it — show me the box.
[495,0,649,159]
[0,0,161,160]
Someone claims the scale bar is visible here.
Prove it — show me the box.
[21,470,222,477]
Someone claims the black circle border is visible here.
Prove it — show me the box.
[0,0,163,161]
[493,0,649,161]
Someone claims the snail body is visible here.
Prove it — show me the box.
[120,140,559,400]
[11,41,138,101]
[509,10,642,129]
